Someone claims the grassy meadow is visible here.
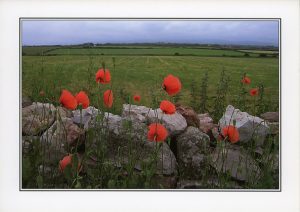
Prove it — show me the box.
[22,45,279,115]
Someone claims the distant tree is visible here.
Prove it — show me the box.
[244,53,250,57]
[259,53,267,57]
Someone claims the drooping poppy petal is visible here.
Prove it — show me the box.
[59,89,78,110]
[133,95,141,102]
[241,76,251,84]
[250,88,259,96]
[103,90,113,108]
[147,123,168,142]
[160,100,176,115]
[59,155,72,172]
[75,91,90,109]
[162,74,182,96]
[222,125,240,143]
[96,69,111,84]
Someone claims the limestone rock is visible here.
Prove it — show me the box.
[198,113,214,133]
[267,122,279,135]
[40,117,84,164]
[89,114,177,176]
[260,112,279,122]
[210,145,261,183]
[122,104,187,137]
[177,126,210,178]
[22,102,56,136]
[175,104,200,128]
[22,136,40,154]
[72,106,99,129]
[57,106,73,119]
[219,105,269,146]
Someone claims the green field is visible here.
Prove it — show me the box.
[45,47,255,57]
[22,46,279,57]
[22,46,279,114]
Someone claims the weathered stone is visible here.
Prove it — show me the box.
[57,106,73,119]
[219,105,269,146]
[267,122,279,135]
[40,117,84,164]
[177,126,210,178]
[149,109,187,137]
[22,102,56,136]
[122,104,187,136]
[121,104,149,123]
[210,145,261,183]
[88,114,177,176]
[198,113,214,133]
[22,136,40,154]
[72,106,99,129]
[22,96,32,108]
[260,112,279,122]
[175,104,200,128]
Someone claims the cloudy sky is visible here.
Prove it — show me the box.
[22,20,279,46]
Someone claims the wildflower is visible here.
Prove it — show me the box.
[250,88,259,96]
[59,89,77,110]
[103,90,113,108]
[222,125,240,143]
[147,123,168,142]
[39,90,45,96]
[162,74,182,96]
[160,100,176,115]
[59,155,72,172]
[59,154,82,173]
[75,91,90,109]
[96,68,111,84]
[133,95,141,102]
[241,76,251,84]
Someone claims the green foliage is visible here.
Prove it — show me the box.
[199,71,209,113]
[190,79,199,112]
[211,69,230,120]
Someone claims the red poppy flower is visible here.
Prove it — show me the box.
[222,125,240,143]
[160,100,176,115]
[103,90,113,108]
[75,91,90,109]
[59,155,72,172]
[162,74,182,96]
[59,154,82,173]
[241,76,251,84]
[96,69,111,84]
[250,88,259,96]
[147,123,168,142]
[133,95,141,102]
[59,89,78,110]
[39,90,45,96]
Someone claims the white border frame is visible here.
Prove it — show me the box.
[1,0,299,211]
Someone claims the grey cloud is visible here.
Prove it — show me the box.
[22,20,279,46]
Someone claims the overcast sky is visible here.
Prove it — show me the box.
[22,20,279,46]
